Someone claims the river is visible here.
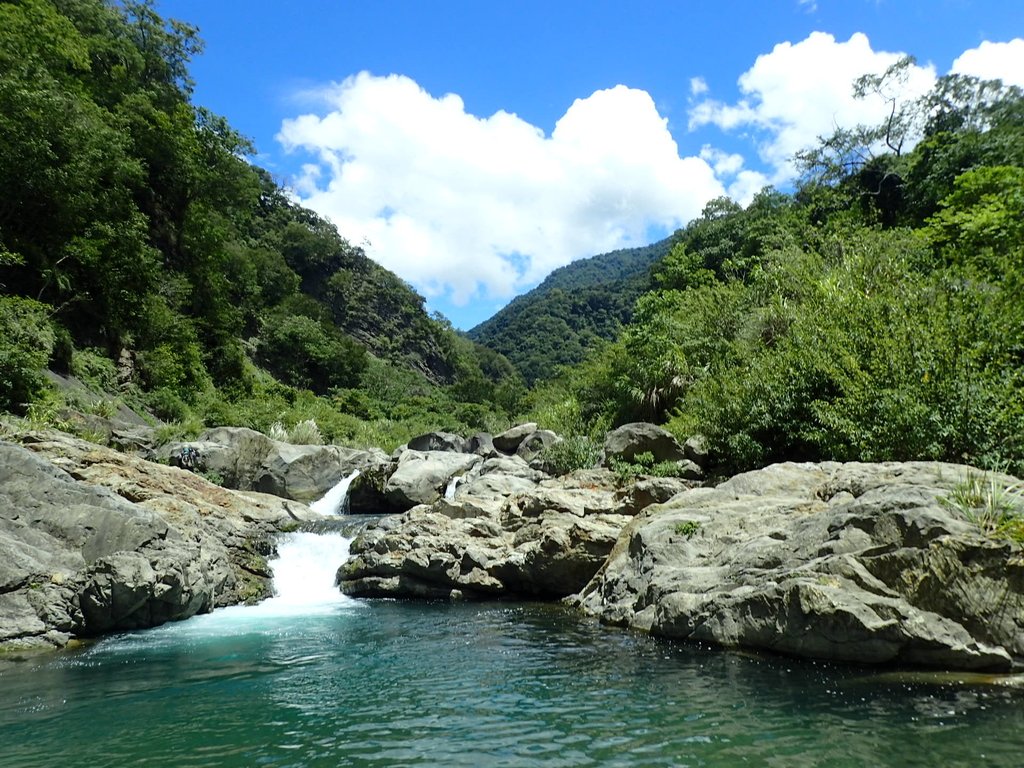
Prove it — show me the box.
[1,528,1022,767]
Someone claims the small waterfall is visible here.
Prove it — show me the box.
[309,469,360,516]
[266,531,353,608]
[444,474,464,501]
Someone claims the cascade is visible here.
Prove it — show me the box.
[264,531,353,608]
[309,469,360,516]
[444,474,463,500]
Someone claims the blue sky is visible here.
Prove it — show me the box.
[160,0,1023,329]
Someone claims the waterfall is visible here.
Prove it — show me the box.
[265,531,353,608]
[444,474,463,500]
[309,469,360,516]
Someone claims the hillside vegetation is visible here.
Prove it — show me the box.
[468,240,670,383]
[530,61,1024,475]
[0,0,523,446]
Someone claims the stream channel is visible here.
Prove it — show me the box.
[1,492,1022,767]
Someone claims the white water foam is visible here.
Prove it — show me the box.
[309,470,360,516]
[444,474,463,500]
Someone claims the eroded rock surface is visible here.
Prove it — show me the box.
[1,430,320,651]
[574,462,1024,671]
[339,469,630,600]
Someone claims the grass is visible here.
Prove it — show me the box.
[942,471,1024,543]
[673,520,701,539]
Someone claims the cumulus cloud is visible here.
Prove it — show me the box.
[277,73,723,306]
[689,32,936,182]
[951,39,1024,87]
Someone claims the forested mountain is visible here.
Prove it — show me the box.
[533,59,1024,476]
[468,239,671,383]
[0,0,520,444]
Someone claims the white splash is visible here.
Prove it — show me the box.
[309,470,360,516]
[261,531,353,610]
[444,474,464,501]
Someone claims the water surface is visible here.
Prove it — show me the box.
[1,532,1021,767]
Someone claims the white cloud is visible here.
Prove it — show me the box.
[690,76,709,97]
[689,32,936,182]
[951,39,1024,87]
[277,74,723,306]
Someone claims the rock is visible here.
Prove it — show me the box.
[384,450,482,508]
[603,422,687,465]
[0,429,322,651]
[575,461,1024,671]
[683,434,709,466]
[518,429,561,462]
[615,477,695,516]
[160,426,387,504]
[479,455,545,481]
[340,469,631,600]
[493,423,538,455]
[467,433,499,459]
[407,431,468,454]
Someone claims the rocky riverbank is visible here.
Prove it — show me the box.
[3,419,1022,672]
[0,428,320,652]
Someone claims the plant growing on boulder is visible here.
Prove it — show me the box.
[611,451,689,485]
[942,471,1024,543]
[536,435,602,475]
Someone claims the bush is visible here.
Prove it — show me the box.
[536,436,602,475]
[71,348,118,393]
[0,296,56,412]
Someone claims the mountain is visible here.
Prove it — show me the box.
[0,0,513,429]
[467,239,673,383]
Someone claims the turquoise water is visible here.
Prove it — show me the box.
[1,533,1022,767]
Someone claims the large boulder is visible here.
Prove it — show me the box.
[603,422,687,465]
[493,423,538,455]
[575,461,1024,671]
[162,426,387,504]
[407,431,468,454]
[383,450,482,508]
[517,429,561,463]
[340,468,629,600]
[1,430,321,651]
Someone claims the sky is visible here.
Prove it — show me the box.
[159,0,1024,329]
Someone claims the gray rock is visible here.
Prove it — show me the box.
[575,461,1024,671]
[615,477,695,516]
[161,426,387,504]
[340,470,631,600]
[603,422,687,465]
[467,433,499,459]
[518,430,561,462]
[683,434,709,466]
[384,450,482,508]
[407,431,468,454]
[493,423,538,455]
[0,430,322,651]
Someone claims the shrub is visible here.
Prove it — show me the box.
[537,436,602,475]
[0,296,56,412]
[71,348,118,393]
[941,471,1024,543]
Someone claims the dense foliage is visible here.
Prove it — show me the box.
[468,240,671,384]
[0,0,522,446]
[535,65,1024,475]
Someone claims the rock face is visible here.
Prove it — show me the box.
[383,450,483,508]
[575,462,1024,671]
[0,430,320,651]
[407,431,468,454]
[162,426,390,508]
[340,469,632,600]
